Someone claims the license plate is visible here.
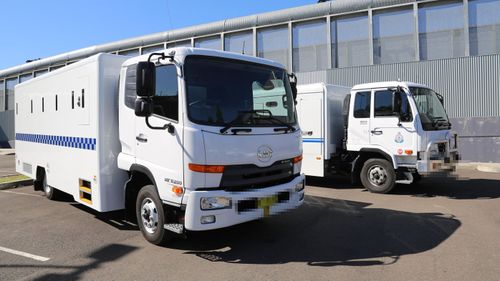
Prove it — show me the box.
[258,195,278,217]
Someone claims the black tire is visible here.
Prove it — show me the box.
[411,172,422,184]
[40,170,60,200]
[360,158,396,194]
[136,185,170,245]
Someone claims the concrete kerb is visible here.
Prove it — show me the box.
[458,162,500,173]
[0,179,33,190]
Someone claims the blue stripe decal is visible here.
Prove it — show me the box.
[16,133,96,151]
[303,138,324,143]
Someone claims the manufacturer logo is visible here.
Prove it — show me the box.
[257,145,273,162]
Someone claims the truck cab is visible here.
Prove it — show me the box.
[347,81,459,193]
[118,48,305,243]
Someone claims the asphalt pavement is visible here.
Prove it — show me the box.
[1,167,500,281]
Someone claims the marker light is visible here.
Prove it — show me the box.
[405,150,413,155]
[292,155,303,164]
[172,186,184,196]
[189,163,225,173]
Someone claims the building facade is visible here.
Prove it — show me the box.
[1,0,499,161]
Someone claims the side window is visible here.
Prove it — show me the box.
[124,65,137,109]
[374,90,394,117]
[353,91,370,118]
[153,64,178,121]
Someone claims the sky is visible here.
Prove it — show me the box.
[0,0,316,70]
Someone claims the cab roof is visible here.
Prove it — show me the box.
[351,81,429,91]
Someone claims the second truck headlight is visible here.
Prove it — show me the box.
[200,197,232,210]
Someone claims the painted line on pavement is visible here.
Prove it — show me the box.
[0,246,50,262]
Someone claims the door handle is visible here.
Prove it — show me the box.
[370,130,383,135]
[301,130,313,136]
[136,134,148,143]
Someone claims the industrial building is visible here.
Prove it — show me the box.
[1,0,499,161]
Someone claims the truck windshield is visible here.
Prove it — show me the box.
[409,87,451,131]
[184,56,296,128]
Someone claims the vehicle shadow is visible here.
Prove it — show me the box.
[169,195,460,266]
[307,172,500,200]
[393,173,500,200]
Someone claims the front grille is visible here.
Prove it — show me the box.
[220,159,294,191]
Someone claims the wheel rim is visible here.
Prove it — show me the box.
[368,165,388,186]
[43,175,51,195]
[141,198,159,234]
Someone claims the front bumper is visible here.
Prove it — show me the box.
[417,151,459,173]
[184,174,306,231]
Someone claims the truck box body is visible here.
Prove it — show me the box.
[296,83,350,177]
[15,54,129,212]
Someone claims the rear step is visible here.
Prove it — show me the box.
[164,223,184,234]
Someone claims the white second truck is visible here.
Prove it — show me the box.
[15,48,305,245]
[295,82,459,193]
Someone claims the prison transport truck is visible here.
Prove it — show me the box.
[15,48,305,245]
[295,82,458,194]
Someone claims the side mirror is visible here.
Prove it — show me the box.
[135,98,153,117]
[288,73,298,103]
[136,62,156,97]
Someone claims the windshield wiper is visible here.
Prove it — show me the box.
[219,110,256,134]
[251,110,296,133]
[432,117,451,129]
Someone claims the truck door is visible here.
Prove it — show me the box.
[369,89,415,161]
[135,64,184,204]
[296,92,324,177]
[347,91,371,149]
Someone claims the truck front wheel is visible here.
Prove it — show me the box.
[360,158,396,194]
[136,185,170,245]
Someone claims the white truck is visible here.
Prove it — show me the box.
[295,82,459,193]
[15,48,305,245]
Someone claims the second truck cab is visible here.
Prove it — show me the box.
[297,81,458,193]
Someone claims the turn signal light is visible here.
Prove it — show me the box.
[292,155,303,164]
[188,163,225,173]
[405,150,413,155]
[172,186,184,196]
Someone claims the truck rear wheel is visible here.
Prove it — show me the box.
[136,185,170,245]
[40,170,60,200]
[360,158,396,194]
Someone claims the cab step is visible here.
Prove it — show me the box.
[164,223,184,234]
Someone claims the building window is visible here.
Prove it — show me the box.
[224,31,254,56]
[167,40,192,48]
[142,44,165,55]
[331,20,337,68]
[34,69,49,77]
[118,49,140,57]
[353,91,371,118]
[0,80,4,112]
[154,64,178,121]
[419,1,465,60]
[20,73,32,83]
[257,25,290,70]
[336,14,370,67]
[373,8,416,64]
[292,19,328,72]
[6,78,17,111]
[194,36,221,50]
[469,0,500,56]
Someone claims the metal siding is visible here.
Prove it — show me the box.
[0,110,15,147]
[297,54,500,118]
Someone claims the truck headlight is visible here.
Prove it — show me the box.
[294,180,305,192]
[429,143,440,159]
[200,197,232,210]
